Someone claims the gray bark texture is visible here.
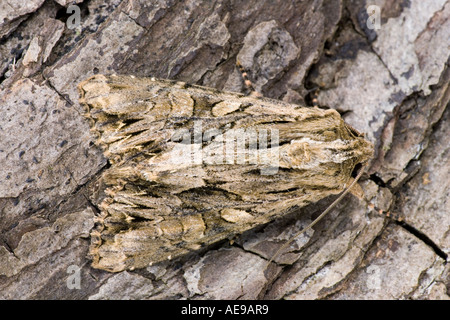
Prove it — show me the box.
[0,0,448,299]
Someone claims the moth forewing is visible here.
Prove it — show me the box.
[78,74,374,272]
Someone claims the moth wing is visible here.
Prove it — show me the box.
[80,74,374,272]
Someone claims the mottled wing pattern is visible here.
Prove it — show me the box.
[78,74,373,272]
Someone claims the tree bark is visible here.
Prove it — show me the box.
[0,0,448,299]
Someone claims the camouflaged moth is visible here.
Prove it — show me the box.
[78,74,373,272]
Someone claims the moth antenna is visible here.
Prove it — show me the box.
[236,60,262,97]
[264,163,368,271]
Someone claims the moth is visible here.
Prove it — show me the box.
[78,74,374,272]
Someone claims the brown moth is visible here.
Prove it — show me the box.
[78,74,374,272]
